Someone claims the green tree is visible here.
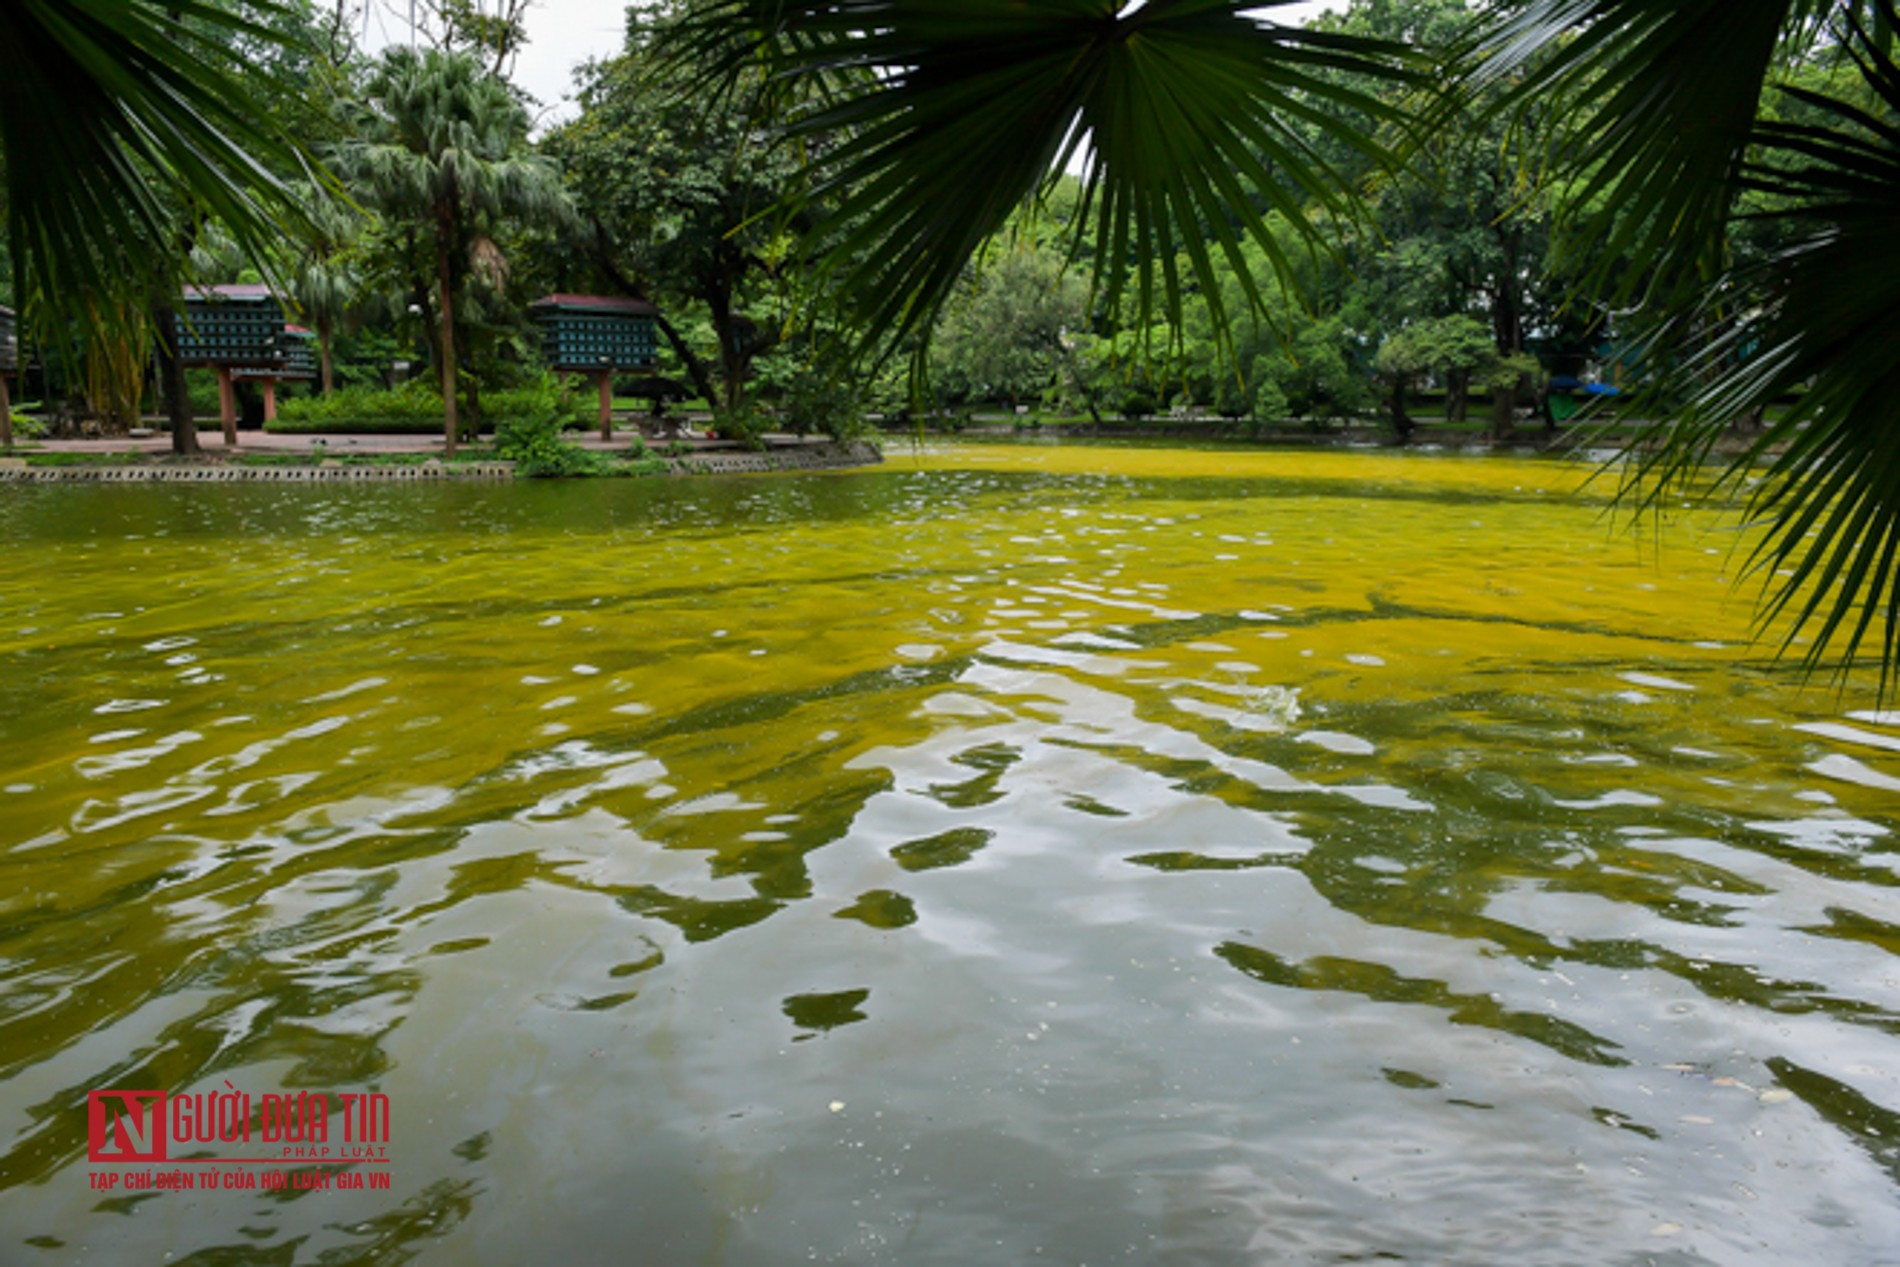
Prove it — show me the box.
[339,46,568,453]
[1290,2,1579,432]
[549,2,828,432]
[931,242,1095,416]
[669,0,1419,353]
[407,0,535,78]
[1181,223,1376,427]
[285,186,367,395]
[1374,314,1493,439]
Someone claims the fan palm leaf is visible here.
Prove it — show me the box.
[668,0,1425,351]
[1468,1,1900,292]
[1621,5,1900,689]
[0,0,314,337]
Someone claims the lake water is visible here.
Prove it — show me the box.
[1,444,1896,1265]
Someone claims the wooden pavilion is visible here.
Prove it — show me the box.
[529,294,660,439]
[173,284,307,444]
[231,325,317,420]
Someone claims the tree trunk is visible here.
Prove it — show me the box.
[596,370,614,441]
[1486,218,1528,444]
[152,297,201,456]
[707,284,744,419]
[215,365,238,446]
[435,207,458,457]
[1490,383,1515,441]
[1448,368,1469,424]
[1054,340,1103,428]
[1388,376,1413,442]
[705,278,782,428]
[0,371,12,449]
[1490,228,1524,355]
[653,312,718,408]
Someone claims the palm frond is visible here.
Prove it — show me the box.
[342,47,572,231]
[1619,4,1900,693]
[0,0,316,337]
[1470,0,1836,296]
[668,0,1425,353]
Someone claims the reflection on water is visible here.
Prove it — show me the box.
[0,445,1896,1264]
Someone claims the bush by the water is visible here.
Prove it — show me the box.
[494,379,607,477]
[781,370,871,440]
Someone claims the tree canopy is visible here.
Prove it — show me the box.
[548,1,821,428]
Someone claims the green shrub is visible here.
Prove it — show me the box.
[1116,387,1160,419]
[1481,352,1545,396]
[484,385,590,429]
[6,412,46,441]
[186,370,223,416]
[268,381,447,433]
[1246,381,1289,436]
[266,378,598,436]
[494,377,604,477]
[497,416,607,477]
[780,368,869,439]
[708,403,767,449]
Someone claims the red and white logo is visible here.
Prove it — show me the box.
[88,1090,168,1163]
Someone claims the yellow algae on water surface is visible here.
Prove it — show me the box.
[0,444,1894,1266]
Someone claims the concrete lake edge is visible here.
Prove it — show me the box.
[0,440,884,483]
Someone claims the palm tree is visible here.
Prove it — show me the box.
[286,187,367,395]
[0,0,315,455]
[669,0,1900,690]
[339,47,570,455]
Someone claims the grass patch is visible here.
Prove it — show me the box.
[228,453,324,467]
[23,451,151,466]
[328,452,440,467]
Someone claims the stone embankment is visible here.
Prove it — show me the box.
[672,442,882,475]
[0,441,883,483]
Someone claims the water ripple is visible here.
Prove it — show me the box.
[0,453,1896,1263]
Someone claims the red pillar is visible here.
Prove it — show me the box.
[215,365,237,446]
[596,370,613,442]
[261,379,279,423]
